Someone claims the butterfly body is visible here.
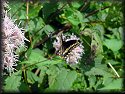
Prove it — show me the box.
[57,38,80,58]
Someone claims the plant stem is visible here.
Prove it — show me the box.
[108,62,120,78]
[85,6,110,18]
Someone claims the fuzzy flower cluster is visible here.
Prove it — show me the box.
[53,33,84,64]
[2,3,28,74]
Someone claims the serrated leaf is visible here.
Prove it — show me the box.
[21,48,46,64]
[85,67,112,77]
[4,71,22,92]
[98,78,123,90]
[46,65,62,87]
[63,71,78,90]
[24,48,46,66]
[103,77,114,86]
[94,54,104,64]
[103,39,123,52]
[28,49,45,61]
[46,69,77,91]
[21,49,62,68]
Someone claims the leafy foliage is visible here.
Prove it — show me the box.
[3,0,124,93]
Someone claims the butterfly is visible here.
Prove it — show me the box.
[55,34,81,59]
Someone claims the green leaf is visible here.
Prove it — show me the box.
[71,1,83,9]
[8,1,25,19]
[42,1,58,22]
[91,31,103,54]
[19,82,31,92]
[64,8,82,26]
[5,1,124,92]
[68,15,80,26]
[28,4,42,19]
[26,48,46,66]
[4,71,22,92]
[19,10,27,19]
[27,71,40,84]
[46,69,77,91]
[75,10,83,23]
[21,48,46,64]
[27,20,35,32]
[103,77,114,86]
[43,25,54,35]
[85,67,112,77]
[38,66,49,84]
[64,70,78,90]
[21,49,62,68]
[98,78,123,90]
[88,75,96,88]
[105,59,119,65]
[105,2,123,28]
[118,27,124,40]
[27,17,45,34]
[34,17,45,32]
[72,73,86,91]
[94,54,104,64]
[103,39,123,52]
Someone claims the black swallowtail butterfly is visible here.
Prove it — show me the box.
[56,35,81,59]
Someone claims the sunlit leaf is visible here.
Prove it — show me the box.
[4,71,22,92]
[103,39,123,52]
[98,78,123,90]
[46,68,77,91]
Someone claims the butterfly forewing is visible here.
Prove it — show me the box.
[61,40,80,58]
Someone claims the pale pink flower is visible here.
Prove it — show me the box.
[2,1,28,75]
[53,36,62,51]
